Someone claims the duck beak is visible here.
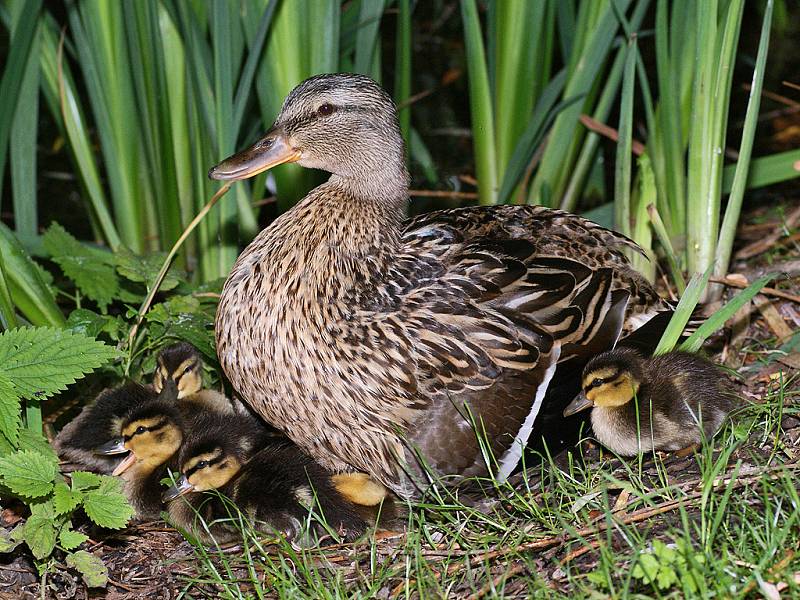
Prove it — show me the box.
[162,475,194,502]
[208,128,301,181]
[563,391,594,417]
[95,437,127,456]
[111,452,138,476]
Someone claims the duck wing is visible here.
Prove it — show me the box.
[381,206,648,486]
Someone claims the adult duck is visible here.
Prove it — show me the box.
[209,73,670,498]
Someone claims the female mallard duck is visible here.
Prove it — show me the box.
[562,347,737,455]
[163,423,367,544]
[208,73,672,498]
[54,382,158,474]
[152,342,240,414]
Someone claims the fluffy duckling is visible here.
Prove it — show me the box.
[163,424,367,545]
[54,382,159,474]
[152,342,240,414]
[563,347,736,455]
[94,382,186,518]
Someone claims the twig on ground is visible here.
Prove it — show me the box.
[734,205,800,260]
[711,275,800,305]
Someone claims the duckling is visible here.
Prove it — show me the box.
[54,382,159,474]
[163,424,367,545]
[152,342,240,415]
[563,347,737,455]
[94,381,186,518]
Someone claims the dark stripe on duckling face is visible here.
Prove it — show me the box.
[583,369,639,408]
[121,418,169,442]
[182,450,242,492]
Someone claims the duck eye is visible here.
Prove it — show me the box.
[196,460,208,469]
[135,426,146,435]
[591,378,603,388]
[317,103,335,116]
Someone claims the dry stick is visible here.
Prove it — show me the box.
[579,115,646,156]
[472,563,527,600]
[409,189,479,199]
[710,276,800,305]
[735,204,800,260]
[124,184,232,360]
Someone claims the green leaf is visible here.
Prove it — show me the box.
[69,471,103,492]
[82,477,134,529]
[654,268,712,355]
[42,223,119,311]
[59,527,89,551]
[679,274,776,353]
[22,514,57,559]
[53,481,81,515]
[0,449,57,498]
[0,527,21,553]
[66,550,108,588]
[66,308,122,341]
[115,247,181,291]
[0,327,118,400]
[0,374,21,446]
[16,428,58,464]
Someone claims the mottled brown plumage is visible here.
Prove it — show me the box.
[210,73,671,498]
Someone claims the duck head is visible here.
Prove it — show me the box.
[153,342,203,400]
[208,73,406,185]
[563,348,644,416]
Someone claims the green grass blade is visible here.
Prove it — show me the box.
[0,247,19,330]
[614,35,637,238]
[713,0,773,288]
[721,149,800,192]
[394,0,412,144]
[654,267,712,355]
[460,0,497,205]
[679,274,776,353]
[647,203,686,293]
[0,223,64,327]
[0,0,42,209]
[354,0,387,78]
[9,17,40,246]
[309,0,340,75]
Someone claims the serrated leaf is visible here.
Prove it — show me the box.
[53,481,81,515]
[82,476,134,529]
[59,527,88,550]
[115,247,181,291]
[16,428,59,464]
[22,514,56,559]
[0,327,118,400]
[0,449,57,498]
[66,308,122,341]
[0,373,21,446]
[42,223,119,311]
[0,527,20,553]
[69,471,102,492]
[66,550,108,588]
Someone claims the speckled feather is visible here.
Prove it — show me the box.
[213,74,671,497]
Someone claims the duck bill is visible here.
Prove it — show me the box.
[208,129,301,181]
[162,475,194,502]
[563,391,594,417]
[111,452,138,477]
[95,437,128,456]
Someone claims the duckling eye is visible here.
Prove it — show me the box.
[135,426,146,435]
[317,103,335,116]
[196,460,208,469]
[591,378,603,388]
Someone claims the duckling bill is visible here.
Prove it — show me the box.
[564,347,737,455]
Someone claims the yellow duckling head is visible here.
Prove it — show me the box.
[563,348,644,416]
[153,342,203,400]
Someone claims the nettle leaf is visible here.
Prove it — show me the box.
[69,471,103,492]
[0,374,21,446]
[115,247,181,291]
[53,481,81,515]
[23,514,57,559]
[42,223,119,311]
[66,550,108,588]
[0,450,57,498]
[66,309,123,342]
[59,527,89,550]
[82,476,133,529]
[0,327,119,400]
[0,527,21,553]
[17,428,59,464]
